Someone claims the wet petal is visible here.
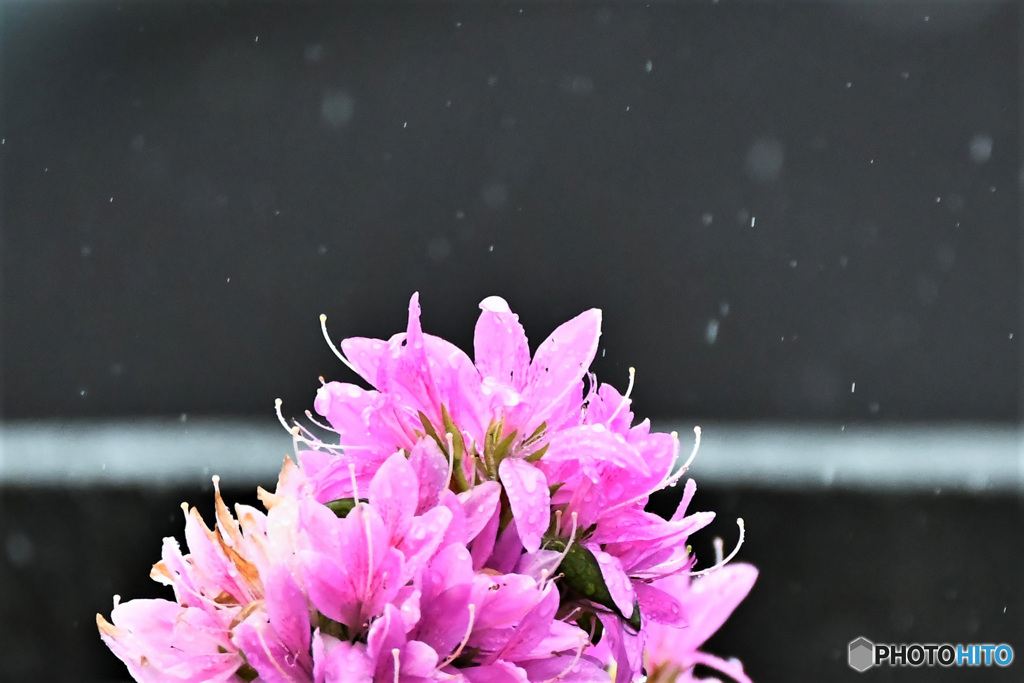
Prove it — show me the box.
[497,459,550,553]
[313,382,379,450]
[313,632,373,683]
[523,308,601,428]
[634,581,687,627]
[369,452,419,541]
[474,296,530,391]
[457,481,501,542]
[588,545,635,620]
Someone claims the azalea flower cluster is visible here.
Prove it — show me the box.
[99,294,756,683]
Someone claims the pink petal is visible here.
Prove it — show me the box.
[518,655,609,682]
[671,478,698,523]
[598,613,645,683]
[313,632,373,683]
[408,437,449,513]
[313,382,379,450]
[414,582,473,659]
[399,505,453,583]
[497,459,550,553]
[263,565,312,658]
[457,480,501,542]
[299,550,358,626]
[584,383,634,433]
[469,504,500,570]
[522,308,601,428]
[634,582,687,627]
[489,516,524,574]
[588,545,635,619]
[366,604,407,678]
[676,564,758,649]
[483,583,558,662]
[628,430,678,496]
[424,333,488,438]
[369,452,420,541]
[438,489,468,549]
[375,293,444,425]
[233,612,311,683]
[422,543,476,597]
[471,573,542,630]
[338,337,388,386]
[474,296,530,391]
[99,600,241,683]
[400,639,440,677]
[690,651,754,683]
[459,661,530,683]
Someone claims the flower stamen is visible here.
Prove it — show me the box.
[605,367,636,425]
[319,314,359,375]
[437,603,476,669]
[689,518,745,578]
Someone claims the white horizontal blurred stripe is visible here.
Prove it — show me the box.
[0,420,1021,492]
[662,422,1023,493]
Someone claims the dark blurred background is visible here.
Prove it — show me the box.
[1,1,1020,681]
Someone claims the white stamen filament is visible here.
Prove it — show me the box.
[347,461,376,602]
[714,536,725,566]
[602,427,701,517]
[392,648,401,683]
[442,436,456,488]
[320,314,359,374]
[304,409,340,435]
[276,398,378,455]
[348,463,360,502]
[256,621,295,681]
[543,631,588,682]
[544,512,578,590]
[558,606,582,623]
[438,604,476,669]
[274,398,292,432]
[276,399,325,452]
[659,426,701,489]
[605,367,636,425]
[689,518,745,578]
[361,501,375,611]
[289,426,304,460]
[292,420,321,443]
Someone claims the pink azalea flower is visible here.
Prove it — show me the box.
[97,598,245,683]
[311,293,602,554]
[644,564,759,683]
[103,293,756,683]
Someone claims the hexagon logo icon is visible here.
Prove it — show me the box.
[848,637,875,672]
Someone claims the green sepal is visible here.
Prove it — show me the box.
[524,443,550,463]
[318,612,349,641]
[324,498,366,518]
[574,610,605,645]
[440,404,470,490]
[236,663,260,682]
[418,411,446,452]
[525,421,547,444]
[440,405,466,462]
[544,535,641,632]
[490,429,518,469]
